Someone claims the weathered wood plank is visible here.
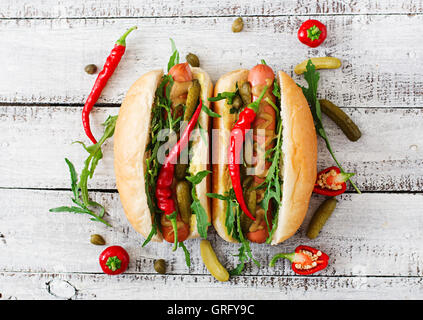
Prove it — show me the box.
[0,189,422,277]
[1,106,422,191]
[0,16,422,106]
[0,272,422,300]
[0,0,422,19]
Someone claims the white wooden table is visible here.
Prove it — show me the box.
[1,0,422,300]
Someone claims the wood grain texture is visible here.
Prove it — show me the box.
[1,0,422,300]
[1,105,422,191]
[0,0,422,18]
[0,15,422,107]
[0,272,422,300]
[0,189,422,277]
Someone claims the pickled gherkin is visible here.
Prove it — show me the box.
[239,81,252,106]
[184,79,201,121]
[175,181,193,224]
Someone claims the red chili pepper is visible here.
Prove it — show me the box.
[269,245,329,275]
[155,99,203,249]
[228,86,268,221]
[297,19,327,48]
[313,166,355,196]
[82,26,137,144]
[155,99,203,216]
[99,245,130,275]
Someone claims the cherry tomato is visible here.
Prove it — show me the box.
[168,62,193,82]
[99,245,129,275]
[297,19,327,48]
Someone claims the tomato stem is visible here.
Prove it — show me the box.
[307,25,321,41]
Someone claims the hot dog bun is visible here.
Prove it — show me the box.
[211,69,317,245]
[114,67,213,242]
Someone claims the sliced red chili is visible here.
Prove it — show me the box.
[313,166,355,196]
[269,245,329,275]
[82,26,137,144]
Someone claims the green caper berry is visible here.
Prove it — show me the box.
[90,234,106,245]
[84,64,97,75]
[154,259,166,274]
[186,53,200,67]
[232,17,244,33]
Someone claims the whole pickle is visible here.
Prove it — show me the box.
[175,181,193,224]
[306,197,338,239]
[184,79,201,121]
[175,163,188,180]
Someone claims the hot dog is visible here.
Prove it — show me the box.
[211,63,317,245]
[114,59,213,251]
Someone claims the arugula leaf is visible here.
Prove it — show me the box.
[187,170,212,238]
[178,241,191,267]
[201,100,221,118]
[197,122,209,147]
[206,193,228,201]
[229,206,260,276]
[272,78,281,100]
[144,75,179,243]
[208,91,237,104]
[299,60,361,194]
[261,119,283,243]
[50,117,117,227]
[142,211,160,247]
[50,155,112,227]
[167,38,180,72]
[186,170,211,185]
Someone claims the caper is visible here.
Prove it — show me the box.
[175,181,193,224]
[232,17,244,33]
[184,79,201,121]
[319,99,362,142]
[306,197,338,239]
[186,53,200,67]
[90,234,105,245]
[154,259,166,274]
[239,81,252,106]
[84,64,97,75]
[231,95,243,110]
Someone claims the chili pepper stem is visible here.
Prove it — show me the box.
[326,146,361,194]
[269,252,295,267]
[167,214,178,251]
[247,85,268,113]
[116,26,138,46]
